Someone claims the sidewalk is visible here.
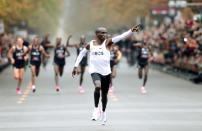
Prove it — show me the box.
[0,59,9,72]
[151,63,198,81]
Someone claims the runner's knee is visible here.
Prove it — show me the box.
[94,80,101,88]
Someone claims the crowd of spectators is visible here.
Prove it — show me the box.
[119,18,202,74]
[0,33,14,70]
[115,17,202,83]
[146,18,202,75]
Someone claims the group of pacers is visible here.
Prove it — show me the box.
[8,35,80,94]
[7,25,152,125]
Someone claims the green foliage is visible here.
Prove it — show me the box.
[0,0,63,34]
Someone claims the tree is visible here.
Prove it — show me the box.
[0,0,62,34]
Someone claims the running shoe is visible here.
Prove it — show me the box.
[32,85,36,93]
[140,86,147,94]
[16,87,22,95]
[56,86,61,92]
[91,107,100,121]
[79,86,85,94]
[100,111,107,125]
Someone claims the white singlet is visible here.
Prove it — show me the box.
[88,40,111,76]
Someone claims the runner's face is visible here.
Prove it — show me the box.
[80,36,85,44]
[36,38,40,45]
[33,37,40,46]
[96,28,107,42]
[45,34,50,40]
[17,38,23,46]
[56,38,61,45]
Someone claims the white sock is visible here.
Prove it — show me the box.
[32,85,36,89]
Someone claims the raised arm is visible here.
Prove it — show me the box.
[65,48,70,57]
[66,35,72,47]
[107,24,141,46]
[66,35,78,48]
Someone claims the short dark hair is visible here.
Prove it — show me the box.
[95,27,107,34]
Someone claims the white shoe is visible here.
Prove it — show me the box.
[32,85,36,93]
[100,111,107,125]
[91,107,100,121]
[141,86,147,94]
[79,86,85,94]
[16,87,22,95]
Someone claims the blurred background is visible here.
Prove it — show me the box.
[0,0,202,83]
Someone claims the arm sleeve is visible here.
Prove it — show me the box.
[74,48,88,67]
[112,29,133,43]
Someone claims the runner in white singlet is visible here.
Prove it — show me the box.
[72,25,140,125]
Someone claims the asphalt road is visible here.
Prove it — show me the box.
[0,53,202,131]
